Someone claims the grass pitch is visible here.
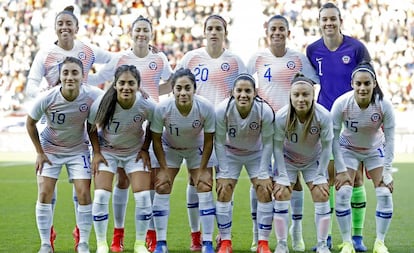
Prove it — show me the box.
[0,152,412,252]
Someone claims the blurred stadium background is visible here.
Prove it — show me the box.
[1,0,413,154]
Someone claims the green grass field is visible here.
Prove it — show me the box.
[1,152,413,253]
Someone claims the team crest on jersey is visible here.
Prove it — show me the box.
[221,63,230,71]
[78,52,86,60]
[286,61,296,70]
[134,115,142,123]
[79,103,89,112]
[249,122,259,130]
[309,126,319,135]
[192,120,201,128]
[342,55,351,64]
[148,61,157,70]
[371,113,381,122]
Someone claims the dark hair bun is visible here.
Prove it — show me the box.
[63,6,74,13]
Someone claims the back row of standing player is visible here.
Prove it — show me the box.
[26,2,395,253]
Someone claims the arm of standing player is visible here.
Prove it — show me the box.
[26,116,51,175]
[87,123,107,176]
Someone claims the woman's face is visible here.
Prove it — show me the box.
[55,13,78,42]
[290,82,314,116]
[352,71,376,107]
[131,20,152,48]
[319,8,342,38]
[204,18,226,48]
[115,71,139,103]
[266,18,289,48]
[233,79,256,112]
[60,62,83,92]
[173,76,195,108]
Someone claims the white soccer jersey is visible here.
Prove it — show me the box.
[215,97,274,155]
[247,48,319,112]
[175,48,246,106]
[27,40,112,91]
[29,84,103,154]
[88,94,156,156]
[151,95,215,149]
[274,103,333,166]
[331,91,395,154]
[88,49,173,102]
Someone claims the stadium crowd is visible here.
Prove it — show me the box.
[0,0,413,114]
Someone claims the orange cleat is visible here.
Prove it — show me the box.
[217,239,232,253]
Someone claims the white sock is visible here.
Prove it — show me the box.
[250,185,258,242]
[112,186,129,228]
[153,193,170,241]
[290,190,304,233]
[134,191,152,241]
[186,184,200,232]
[51,186,57,225]
[198,191,215,242]
[315,201,331,243]
[216,201,232,240]
[257,201,273,241]
[273,200,290,243]
[36,202,52,245]
[375,187,393,241]
[148,189,155,231]
[72,185,79,227]
[335,185,352,243]
[77,204,92,244]
[92,189,111,243]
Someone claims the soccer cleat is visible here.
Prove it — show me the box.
[72,225,80,252]
[96,241,109,253]
[256,240,271,253]
[316,241,331,253]
[190,231,202,251]
[111,228,125,252]
[338,241,355,253]
[153,240,169,253]
[215,234,222,251]
[289,226,305,252]
[250,240,258,252]
[134,240,150,253]
[146,229,157,252]
[217,239,232,253]
[50,226,56,252]
[250,232,258,252]
[274,241,289,253]
[201,241,214,253]
[312,235,332,251]
[38,244,53,253]
[77,242,90,253]
[373,240,389,253]
[352,236,367,252]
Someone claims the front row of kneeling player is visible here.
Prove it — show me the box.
[27,58,394,253]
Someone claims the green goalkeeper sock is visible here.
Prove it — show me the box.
[351,185,366,236]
